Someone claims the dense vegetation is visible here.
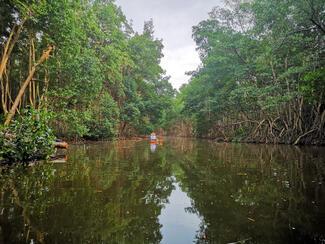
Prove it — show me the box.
[0,0,175,143]
[0,108,54,162]
[1,0,324,162]
[175,0,324,145]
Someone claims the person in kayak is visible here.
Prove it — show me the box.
[150,132,157,141]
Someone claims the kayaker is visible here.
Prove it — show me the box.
[150,132,157,141]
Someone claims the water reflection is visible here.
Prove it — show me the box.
[170,139,325,243]
[150,143,157,153]
[0,138,324,243]
[159,182,200,244]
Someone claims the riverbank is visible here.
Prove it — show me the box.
[167,122,325,146]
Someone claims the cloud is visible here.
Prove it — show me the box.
[161,44,200,89]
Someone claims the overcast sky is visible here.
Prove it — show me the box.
[115,0,222,89]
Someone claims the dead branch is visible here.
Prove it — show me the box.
[294,129,316,145]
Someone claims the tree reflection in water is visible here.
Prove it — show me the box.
[169,138,325,243]
[0,141,174,243]
[0,139,324,243]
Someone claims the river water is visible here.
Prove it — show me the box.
[0,138,325,243]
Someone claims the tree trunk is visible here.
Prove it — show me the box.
[0,21,26,81]
[4,46,53,126]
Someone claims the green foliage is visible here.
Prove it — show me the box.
[301,68,325,103]
[1,0,174,141]
[178,0,325,143]
[85,92,120,139]
[118,26,175,136]
[0,108,55,162]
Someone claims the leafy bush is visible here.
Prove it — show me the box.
[54,109,90,139]
[0,108,55,163]
[85,92,120,139]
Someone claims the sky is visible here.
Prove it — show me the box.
[115,0,223,89]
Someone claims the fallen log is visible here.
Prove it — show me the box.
[54,141,68,149]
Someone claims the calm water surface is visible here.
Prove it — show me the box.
[0,138,325,243]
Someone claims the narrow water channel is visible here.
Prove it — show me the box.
[0,138,324,243]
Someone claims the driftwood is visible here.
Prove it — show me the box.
[51,141,68,163]
[54,141,68,149]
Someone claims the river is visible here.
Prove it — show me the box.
[0,138,324,243]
